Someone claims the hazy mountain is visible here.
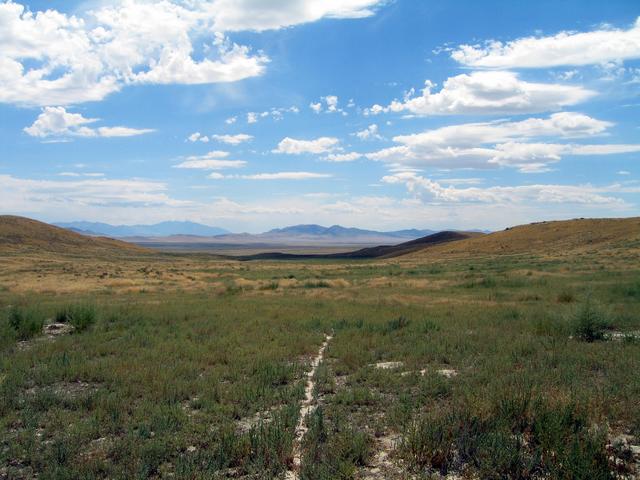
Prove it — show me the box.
[54,221,230,237]
[266,224,435,239]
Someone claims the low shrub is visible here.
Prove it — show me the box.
[385,315,411,333]
[7,305,45,340]
[570,301,611,342]
[557,290,576,303]
[55,303,97,332]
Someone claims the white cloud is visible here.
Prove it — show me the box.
[0,2,272,106]
[618,170,631,175]
[310,102,322,113]
[353,124,383,140]
[382,171,631,206]
[208,171,331,180]
[0,172,633,232]
[309,95,347,115]
[246,106,299,123]
[367,71,595,116]
[202,0,385,32]
[0,1,386,107]
[187,132,210,142]
[24,106,153,138]
[225,116,237,124]
[211,133,253,145]
[366,112,639,172]
[174,150,246,170]
[0,174,188,211]
[451,17,640,68]
[58,172,105,178]
[324,152,362,162]
[273,136,340,154]
[175,160,246,170]
[239,171,332,180]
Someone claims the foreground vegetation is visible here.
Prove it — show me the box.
[1,233,640,478]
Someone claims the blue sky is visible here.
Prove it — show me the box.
[1,0,639,232]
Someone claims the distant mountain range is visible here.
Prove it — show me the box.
[54,221,230,238]
[264,224,435,239]
[53,221,441,246]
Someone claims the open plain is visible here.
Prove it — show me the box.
[1,216,640,479]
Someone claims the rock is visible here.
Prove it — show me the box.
[186,445,196,453]
[43,322,74,337]
[437,368,458,378]
[372,361,403,370]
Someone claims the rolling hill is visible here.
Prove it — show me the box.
[0,216,148,255]
[235,231,477,260]
[407,217,640,259]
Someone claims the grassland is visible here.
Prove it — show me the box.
[1,217,640,479]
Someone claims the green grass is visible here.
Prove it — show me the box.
[0,248,639,478]
[6,305,45,340]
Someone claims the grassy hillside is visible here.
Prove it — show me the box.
[0,216,148,255]
[408,217,640,259]
[235,231,478,260]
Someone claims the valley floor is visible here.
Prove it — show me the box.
[1,240,640,479]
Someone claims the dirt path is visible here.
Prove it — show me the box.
[285,333,333,479]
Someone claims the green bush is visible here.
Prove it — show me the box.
[385,315,411,333]
[7,306,45,340]
[571,301,611,342]
[557,290,576,303]
[55,303,97,332]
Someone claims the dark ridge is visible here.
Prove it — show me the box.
[234,230,474,261]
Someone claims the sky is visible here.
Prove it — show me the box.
[1,0,639,233]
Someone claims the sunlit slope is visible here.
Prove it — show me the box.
[407,217,640,259]
[0,216,148,255]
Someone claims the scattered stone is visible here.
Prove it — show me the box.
[26,381,99,400]
[186,445,197,453]
[437,368,458,378]
[607,331,640,341]
[372,361,403,370]
[43,322,74,337]
[236,408,276,434]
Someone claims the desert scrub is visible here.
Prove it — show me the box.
[571,301,611,342]
[303,280,331,289]
[384,315,411,333]
[400,400,611,479]
[55,303,97,332]
[7,305,45,340]
[300,407,371,479]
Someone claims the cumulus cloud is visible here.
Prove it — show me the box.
[187,132,210,143]
[24,106,153,139]
[309,95,347,115]
[451,17,640,68]
[211,133,253,144]
[382,171,631,206]
[0,2,271,106]
[0,1,385,107]
[246,106,299,123]
[273,136,340,154]
[366,112,640,172]
[366,71,595,116]
[353,124,383,140]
